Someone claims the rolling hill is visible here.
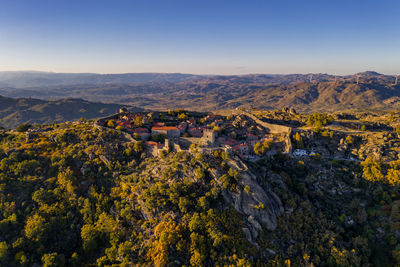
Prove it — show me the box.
[1,71,399,113]
[0,96,131,128]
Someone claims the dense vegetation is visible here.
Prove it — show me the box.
[306,113,334,132]
[253,155,400,266]
[0,115,399,266]
[0,123,254,266]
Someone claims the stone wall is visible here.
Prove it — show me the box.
[165,138,183,152]
[241,111,292,134]
[236,110,293,154]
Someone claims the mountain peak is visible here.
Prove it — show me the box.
[356,71,383,76]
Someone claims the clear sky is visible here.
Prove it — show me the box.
[0,0,399,75]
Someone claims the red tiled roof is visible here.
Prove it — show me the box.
[117,121,133,127]
[152,126,179,131]
[218,137,239,146]
[145,141,163,148]
[188,128,202,132]
[133,127,149,133]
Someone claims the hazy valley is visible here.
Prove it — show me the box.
[1,71,399,115]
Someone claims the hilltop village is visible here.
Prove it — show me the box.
[96,108,292,161]
[94,107,400,165]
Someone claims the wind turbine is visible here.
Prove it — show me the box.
[395,75,398,85]
[356,75,360,85]
[309,74,313,83]
[334,72,337,83]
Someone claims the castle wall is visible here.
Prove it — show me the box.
[231,110,293,154]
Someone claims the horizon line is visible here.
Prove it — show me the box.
[0,69,398,77]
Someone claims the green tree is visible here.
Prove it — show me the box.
[116,125,125,131]
[361,157,384,183]
[346,135,354,144]
[293,132,304,148]
[81,224,99,253]
[135,116,144,127]
[42,253,65,267]
[0,241,8,262]
[386,160,400,185]
[254,141,271,156]
[107,120,116,128]
[195,166,205,180]
[24,214,47,242]
[177,113,188,121]
[133,141,144,153]
[70,252,79,266]
[254,143,263,156]
[306,113,333,132]
[15,251,28,266]
[213,126,221,133]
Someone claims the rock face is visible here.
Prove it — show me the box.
[237,171,282,229]
[220,159,283,243]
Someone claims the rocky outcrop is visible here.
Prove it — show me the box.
[218,159,283,243]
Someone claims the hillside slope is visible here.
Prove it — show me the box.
[0,96,128,128]
[0,116,399,266]
[1,71,399,112]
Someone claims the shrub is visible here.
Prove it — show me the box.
[0,241,8,262]
[42,253,65,267]
[177,113,188,121]
[345,136,354,144]
[107,120,115,127]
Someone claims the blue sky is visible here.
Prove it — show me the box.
[0,0,399,75]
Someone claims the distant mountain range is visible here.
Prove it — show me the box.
[1,70,399,115]
[0,96,129,128]
[0,71,202,88]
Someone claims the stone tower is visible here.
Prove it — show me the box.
[202,129,216,146]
